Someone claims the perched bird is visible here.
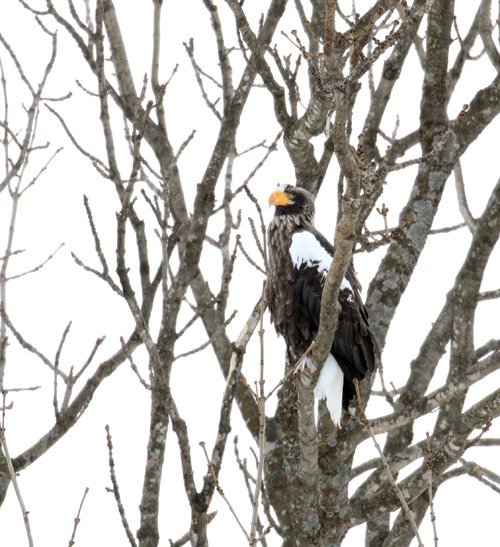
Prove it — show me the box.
[266,184,379,425]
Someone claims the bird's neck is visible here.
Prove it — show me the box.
[269,213,313,234]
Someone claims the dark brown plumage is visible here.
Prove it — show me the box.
[267,184,379,423]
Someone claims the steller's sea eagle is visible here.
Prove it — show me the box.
[266,184,379,425]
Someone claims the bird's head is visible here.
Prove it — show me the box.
[268,184,315,223]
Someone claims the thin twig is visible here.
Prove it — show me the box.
[73,336,106,382]
[120,336,150,390]
[441,457,500,495]
[454,159,477,233]
[184,38,222,120]
[236,238,266,275]
[83,194,109,272]
[234,436,257,487]
[461,459,500,493]
[353,380,424,547]
[249,283,266,545]
[45,104,110,177]
[469,438,500,448]
[0,385,40,393]
[479,289,500,301]
[377,360,396,406]
[426,433,438,546]
[429,222,467,235]
[67,486,90,547]
[53,321,72,420]
[265,341,316,401]
[243,184,270,271]
[1,307,69,381]
[211,131,281,217]
[0,427,34,547]
[199,441,250,541]
[105,425,138,547]
[383,104,470,174]
[174,310,237,360]
[248,217,266,268]
[1,391,7,427]
[7,242,64,281]
[168,512,217,547]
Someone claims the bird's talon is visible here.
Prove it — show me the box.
[294,358,309,374]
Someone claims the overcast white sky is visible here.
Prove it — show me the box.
[1,1,499,546]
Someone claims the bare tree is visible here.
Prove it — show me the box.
[1,1,499,546]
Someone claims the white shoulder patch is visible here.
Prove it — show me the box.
[289,231,332,273]
[289,231,352,291]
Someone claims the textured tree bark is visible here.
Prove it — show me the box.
[228,1,500,544]
[366,0,455,540]
[137,389,169,547]
[3,1,500,546]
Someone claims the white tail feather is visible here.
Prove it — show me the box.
[311,354,344,427]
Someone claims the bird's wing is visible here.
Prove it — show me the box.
[289,229,378,384]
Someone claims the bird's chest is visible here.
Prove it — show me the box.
[267,232,313,349]
[267,240,294,319]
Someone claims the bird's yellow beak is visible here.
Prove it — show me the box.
[268,189,292,206]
